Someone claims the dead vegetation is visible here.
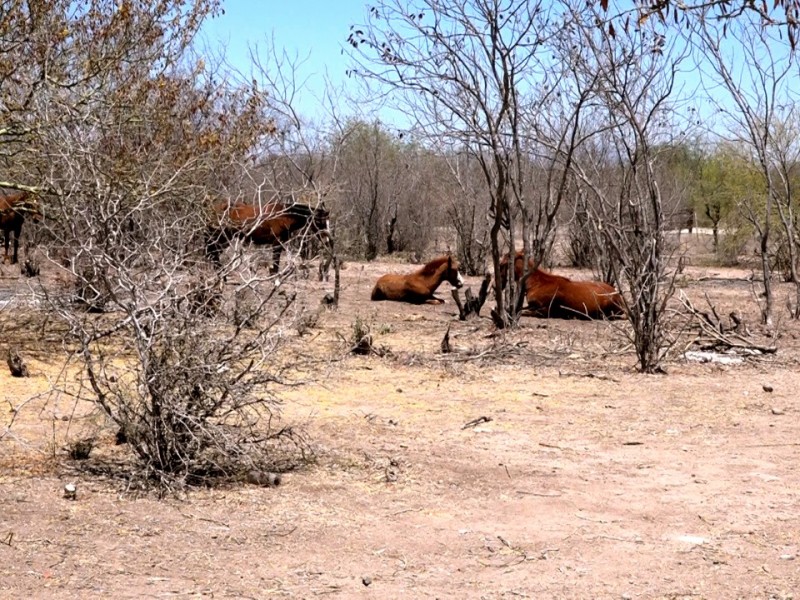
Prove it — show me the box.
[681,292,778,356]
[2,259,800,597]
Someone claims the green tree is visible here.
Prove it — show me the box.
[691,147,761,255]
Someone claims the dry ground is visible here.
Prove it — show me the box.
[1,244,799,599]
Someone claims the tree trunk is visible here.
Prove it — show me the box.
[712,222,719,253]
[759,228,773,326]
[386,204,398,255]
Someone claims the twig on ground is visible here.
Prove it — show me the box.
[680,293,776,355]
[462,416,492,430]
[558,370,619,382]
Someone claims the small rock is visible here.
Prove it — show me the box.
[63,483,77,500]
[771,407,785,416]
[385,466,399,483]
[362,576,372,587]
[779,554,796,561]
[763,384,774,393]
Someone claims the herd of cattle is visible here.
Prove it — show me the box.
[1,191,625,320]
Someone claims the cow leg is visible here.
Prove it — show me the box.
[2,230,9,264]
[12,226,20,264]
[205,229,228,268]
[270,245,282,275]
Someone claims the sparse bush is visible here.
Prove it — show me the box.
[350,315,372,354]
[2,0,316,490]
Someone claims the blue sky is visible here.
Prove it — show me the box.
[202,0,367,119]
[199,1,794,141]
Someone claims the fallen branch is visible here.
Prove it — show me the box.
[680,293,776,355]
[557,370,619,382]
[462,415,492,430]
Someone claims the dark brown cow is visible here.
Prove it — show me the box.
[498,252,625,320]
[206,201,330,274]
[371,255,464,304]
[0,190,42,265]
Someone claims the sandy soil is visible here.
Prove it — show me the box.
[1,249,799,599]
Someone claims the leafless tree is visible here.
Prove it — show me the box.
[348,0,555,327]
[687,12,800,324]
[765,115,800,316]
[443,152,491,275]
[567,3,692,372]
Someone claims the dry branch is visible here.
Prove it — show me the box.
[462,415,492,430]
[680,293,776,355]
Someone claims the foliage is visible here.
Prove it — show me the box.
[691,146,763,256]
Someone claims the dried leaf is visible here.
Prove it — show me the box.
[600,0,609,11]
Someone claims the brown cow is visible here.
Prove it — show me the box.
[206,201,330,274]
[0,190,42,265]
[498,252,625,320]
[371,255,464,304]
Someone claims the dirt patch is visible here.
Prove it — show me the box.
[1,258,799,598]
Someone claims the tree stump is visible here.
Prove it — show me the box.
[352,333,374,355]
[7,348,29,377]
[452,273,491,320]
[20,258,40,277]
[729,310,750,335]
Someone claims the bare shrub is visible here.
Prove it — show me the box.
[331,121,439,261]
[350,315,373,355]
[564,192,596,269]
[0,0,319,490]
[567,6,692,372]
[47,199,314,489]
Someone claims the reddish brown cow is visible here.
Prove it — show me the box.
[0,190,42,265]
[371,255,464,304]
[206,201,330,274]
[498,252,625,320]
